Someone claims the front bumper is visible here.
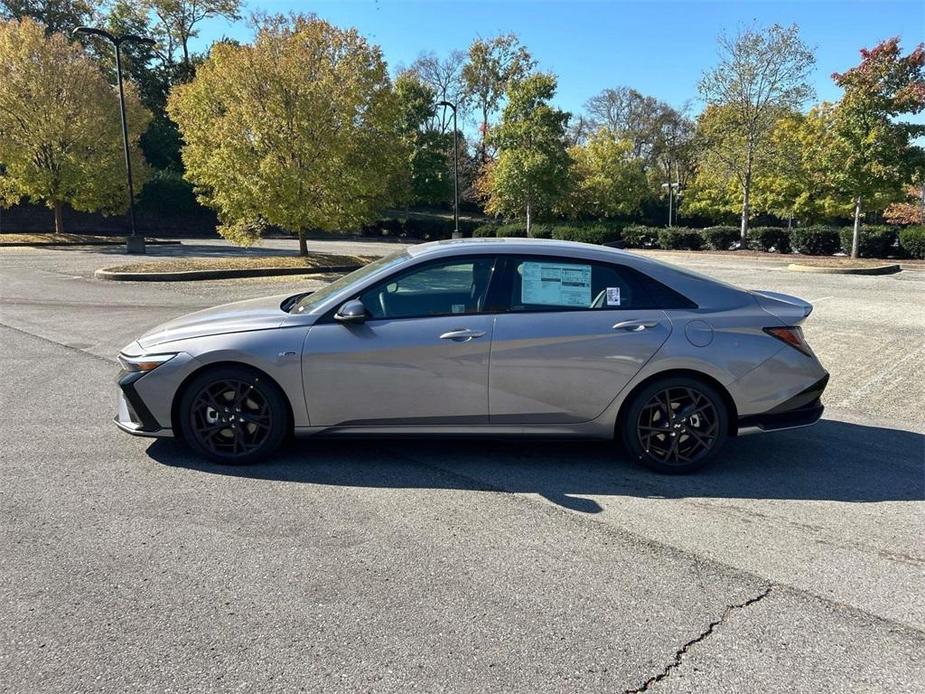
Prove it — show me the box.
[115,370,173,437]
[737,373,829,434]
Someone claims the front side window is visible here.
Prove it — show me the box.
[359,256,498,320]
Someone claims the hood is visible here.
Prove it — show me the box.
[750,290,813,325]
[138,293,292,349]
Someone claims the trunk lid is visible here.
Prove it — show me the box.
[750,290,814,325]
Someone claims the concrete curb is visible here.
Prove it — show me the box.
[1,239,181,248]
[94,264,361,282]
[787,263,902,275]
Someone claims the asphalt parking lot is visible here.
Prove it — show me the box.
[1,239,923,692]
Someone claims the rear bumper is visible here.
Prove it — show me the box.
[737,373,828,435]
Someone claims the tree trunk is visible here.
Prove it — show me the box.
[53,201,64,235]
[298,229,308,257]
[787,212,793,230]
[525,198,532,237]
[739,175,752,242]
[851,196,862,260]
[740,147,754,243]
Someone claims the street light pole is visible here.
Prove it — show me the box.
[74,26,155,255]
[436,101,460,239]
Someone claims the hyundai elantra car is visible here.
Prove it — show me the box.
[116,238,829,473]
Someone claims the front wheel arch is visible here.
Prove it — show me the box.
[170,361,294,442]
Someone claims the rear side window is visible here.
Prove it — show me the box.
[498,256,696,312]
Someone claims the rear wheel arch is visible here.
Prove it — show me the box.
[170,361,294,441]
[615,369,738,438]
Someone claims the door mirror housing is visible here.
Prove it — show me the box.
[335,299,368,324]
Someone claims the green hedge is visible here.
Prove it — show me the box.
[838,225,898,258]
[790,226,841,255]
[657,227,703,250]
[621,225,659,248]
[551,223,621,245]
[701,226,740,251]
[473,223,497,237]
[747,227,791,253]
[899,226,925,259]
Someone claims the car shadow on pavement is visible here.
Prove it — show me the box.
[147,418,924,513]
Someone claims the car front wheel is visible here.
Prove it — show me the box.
[178,366,288,464]
[621,376,729,474]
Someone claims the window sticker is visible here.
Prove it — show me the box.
[606,287,621,306]
[521,262,592,307]
[451,303,466,314]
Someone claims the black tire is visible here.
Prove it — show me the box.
[178,365,289,465]
[621,376,729,474]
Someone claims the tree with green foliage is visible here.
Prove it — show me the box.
[479,73,571,235]
[0,18,150,233]
[167,14,404,255]
[750,112,818,227]
[0,0,92,35]
[394,71,453,207]
[828,38,925,258]
[565,129,648,220]
[463,33,535,163]
[698,23,815,238]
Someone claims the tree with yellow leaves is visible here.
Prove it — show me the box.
[0,18,151,233]
[167,14,405,255]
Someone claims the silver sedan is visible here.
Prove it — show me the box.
[115,238,829,473]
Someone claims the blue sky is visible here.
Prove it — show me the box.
[193,0,924,119]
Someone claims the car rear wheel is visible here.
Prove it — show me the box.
[179,366,288,465]
[621,376,729,474]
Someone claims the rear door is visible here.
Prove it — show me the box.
[488,255,674,424]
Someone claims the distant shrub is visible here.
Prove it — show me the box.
[899,226,925,259]
[138,170,200,215]
[657,227,703,250]
[402,217,459,240]
[473,223,498,238]
[701,226,740,251]
[496,223,527,238]
[747,226,791,253]
[621,224,659,248]
[789,226,840,255]
[838,225,898,258]
[529,223,554,239]
[551,223,621,245]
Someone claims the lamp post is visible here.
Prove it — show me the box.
[74,26,154,254]
[436,100,460,239]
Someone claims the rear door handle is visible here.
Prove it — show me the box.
[612,319,660,332]
[440,328,487,341]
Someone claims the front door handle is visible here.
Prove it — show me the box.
[612,319,660,332]
[440,328,487,341]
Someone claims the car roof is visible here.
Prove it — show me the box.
[407,237,634,261]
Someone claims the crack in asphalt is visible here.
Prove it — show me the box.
[622,586,773,693]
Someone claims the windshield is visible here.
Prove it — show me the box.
[291,250,410,314]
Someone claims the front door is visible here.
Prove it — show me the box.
[302,256,499,427]
[489,256,672,424]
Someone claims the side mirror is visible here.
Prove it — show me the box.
[334,299,368,324]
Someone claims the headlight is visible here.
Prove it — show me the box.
[118,353,176,373]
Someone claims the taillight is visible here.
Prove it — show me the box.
[763,326,813,357]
